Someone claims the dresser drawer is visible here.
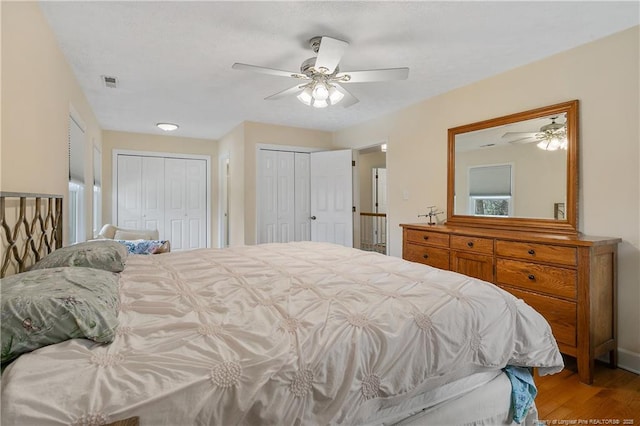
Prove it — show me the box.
[403,243,450,270]
[496,240,577,266]
[496,259,576,299]
[404,228,450,248]
[451,251,494,282]
[451,235,494,254]
[500,286,577,348]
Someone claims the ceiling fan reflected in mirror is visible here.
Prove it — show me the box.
[232,36,409,108]
[502,116,568,151]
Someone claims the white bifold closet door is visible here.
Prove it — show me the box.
[116,154,207,250]
[257,149,353,247]
[117,155,165,232]
[258,150,310,243]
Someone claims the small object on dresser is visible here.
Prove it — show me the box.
[418,206,443,226]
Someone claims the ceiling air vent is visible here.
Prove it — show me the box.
[101,75,118,88]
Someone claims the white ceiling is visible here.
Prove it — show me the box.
[39,1,639,140]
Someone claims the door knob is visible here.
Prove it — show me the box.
[310,216,317,220]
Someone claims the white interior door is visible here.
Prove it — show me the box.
[310,149,353,247]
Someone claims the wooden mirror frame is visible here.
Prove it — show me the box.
[446,100,579,235]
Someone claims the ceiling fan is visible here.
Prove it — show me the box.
[232,35,409,108]
[502,117,567,150]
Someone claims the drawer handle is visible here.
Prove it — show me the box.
[423,235,429,240]
[467,241,474,248]
[528,249,535,255]
[528,274,536,281]
[423,254,429,259]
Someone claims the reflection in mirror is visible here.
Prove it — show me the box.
[447,100,578,234]
[454,112,567,220]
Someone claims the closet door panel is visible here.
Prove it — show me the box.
[294,153,311,242]
[165,158,187,249]
[117,155,143,229]
[257,150,295,244]
[258,150,278,244]
[185,159,207,249]
[276,151,295,243]
[141,156,165,234]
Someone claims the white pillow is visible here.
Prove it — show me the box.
[113,230,157,240]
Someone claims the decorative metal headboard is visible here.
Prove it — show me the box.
[0,192,63,278]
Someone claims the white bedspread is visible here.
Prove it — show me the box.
[1,242,563,425]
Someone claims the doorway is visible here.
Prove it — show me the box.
[356,144,387,254]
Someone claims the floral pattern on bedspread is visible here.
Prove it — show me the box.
[1,242,563,425]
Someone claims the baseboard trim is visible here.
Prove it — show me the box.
[618,348,640,375]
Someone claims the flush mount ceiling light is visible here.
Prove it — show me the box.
[157,123,179,132]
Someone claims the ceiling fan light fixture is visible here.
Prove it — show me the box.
[535,118,567,151]
[297,80,342,108]
[536,130,567,151]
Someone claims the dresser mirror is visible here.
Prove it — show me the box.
[446,100,579,234]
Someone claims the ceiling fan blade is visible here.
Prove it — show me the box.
[264,84,304,101]
[508,137,538,144]
[315,36,349,74]
[335,84,359,108]
[502,132,537,139]
[232,63,304,79]
[336,68,409,83]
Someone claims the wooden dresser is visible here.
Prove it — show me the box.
[401,223,621,384]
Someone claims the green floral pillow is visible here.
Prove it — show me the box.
[29,240,128,272]
[1,267,120,365]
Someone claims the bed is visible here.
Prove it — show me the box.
[0,193,564,426]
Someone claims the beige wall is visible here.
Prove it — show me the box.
[1,2,102,244]
[241,121,334,245]
[334,26,640,369]
[101,130,218,245]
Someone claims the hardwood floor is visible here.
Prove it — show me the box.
[535,356,640,424]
